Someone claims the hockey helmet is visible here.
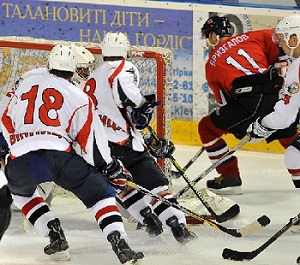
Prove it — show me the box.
[273,14,300,48]
[201,16,232,39]
[72,46,95,89]
[47,44,77,72]
[101,32,131,58]
[74,46,95,68]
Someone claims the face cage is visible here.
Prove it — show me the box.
[273,28,300,50]
[75,67,91,80]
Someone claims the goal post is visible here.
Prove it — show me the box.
[0,36,173,176]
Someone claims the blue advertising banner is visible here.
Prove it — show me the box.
[0,0,193,120]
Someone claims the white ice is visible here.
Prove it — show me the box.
[1,145,300,265]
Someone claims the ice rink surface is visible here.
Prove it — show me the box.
[1,145,300,265]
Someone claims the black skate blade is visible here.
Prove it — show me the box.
[215,204,240,223]
[257,215,271,227]
[222,248,254,261]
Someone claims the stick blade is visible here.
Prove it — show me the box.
[215,204,240,223]
[222,248,254,261]
[238,215,271,236]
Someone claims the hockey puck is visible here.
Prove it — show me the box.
[257,215,271,227]
[296,256,300,264]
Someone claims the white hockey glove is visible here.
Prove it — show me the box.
[247,118,276,143]
[103,159,132,192]
[144,134,175,158]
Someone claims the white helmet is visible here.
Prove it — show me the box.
[74,46,95,67]
[47,44,77,72]
[274,14,300,52]
[72,46,95,89]
[101,32,131,58]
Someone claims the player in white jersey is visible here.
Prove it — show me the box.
[1,44,144,264]
[0,134,12,241]
[7,46,95,211]
[84,32,197,244]
[247,14,300,231]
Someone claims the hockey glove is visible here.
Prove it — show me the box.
[144,134,175,158]
[103,159,132,192]
[131,94,161,130]
[247,118,276,143]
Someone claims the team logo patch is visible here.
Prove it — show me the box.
[287,82,300,94]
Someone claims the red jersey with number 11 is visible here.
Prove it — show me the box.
[206,29,280,104]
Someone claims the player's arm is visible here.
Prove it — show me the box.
[112,64,160,129]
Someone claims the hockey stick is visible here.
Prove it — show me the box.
[171,147,205,179]
[222,213,300,261]
[126,180,270,237]
[174,134,251,199]
[147,125,240,223]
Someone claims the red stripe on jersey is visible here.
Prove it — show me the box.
[22,197,44,216]
[77,99,93,153]
[108,59,125,88]
[1,99,15,134]
[95,205,119,222]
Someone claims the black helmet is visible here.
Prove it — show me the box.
[201,16,232,38]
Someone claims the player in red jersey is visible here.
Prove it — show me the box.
[198,16,299,195]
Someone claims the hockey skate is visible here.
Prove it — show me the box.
[140,206,163,237]
[44,218,70,261]
[166,216,197,244]
[206,175,243,195]
[107,231,144,264]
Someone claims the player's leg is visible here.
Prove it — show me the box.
[280,133,300,232]
[53,150,144,264]
[199,114,242,195]
[5,153,70,261]
[113,145,197,244]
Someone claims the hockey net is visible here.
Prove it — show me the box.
[0,36,174,197]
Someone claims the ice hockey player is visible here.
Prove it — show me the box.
[198,15,298,195]
[9,44,95,211]
[247,14,300,236]
[84,31,197,244]
[1,43,144,264]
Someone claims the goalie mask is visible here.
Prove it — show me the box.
[72,46,95,90]
[47,44,77,72]
[101,32,131,59]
